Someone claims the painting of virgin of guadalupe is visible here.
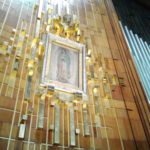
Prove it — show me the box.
[49,43,79,87]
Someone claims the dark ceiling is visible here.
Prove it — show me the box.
[136,0,150,9]
[112,0,150,44]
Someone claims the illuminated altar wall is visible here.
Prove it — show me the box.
[0,0,149,150]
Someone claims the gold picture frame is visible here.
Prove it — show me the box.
[41,33,86,94]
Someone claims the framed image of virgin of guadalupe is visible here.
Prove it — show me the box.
[41,34,86,94]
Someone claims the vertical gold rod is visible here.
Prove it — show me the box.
[67,106,70,146]
[18,72,28,126]
[52,98,54,144]
[18,3,36,126]
[76,104,80,148]
[40,143,42,150]
[46,97,50,150]
[27,114,33,149]
[80,104,84,136]
[62,103,64,150]
[35,0,43,38]
[88,0,99,56]
[33,143,36,150]
[27,66,38,150]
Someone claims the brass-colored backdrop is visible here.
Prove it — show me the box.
[0,0,149,150]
